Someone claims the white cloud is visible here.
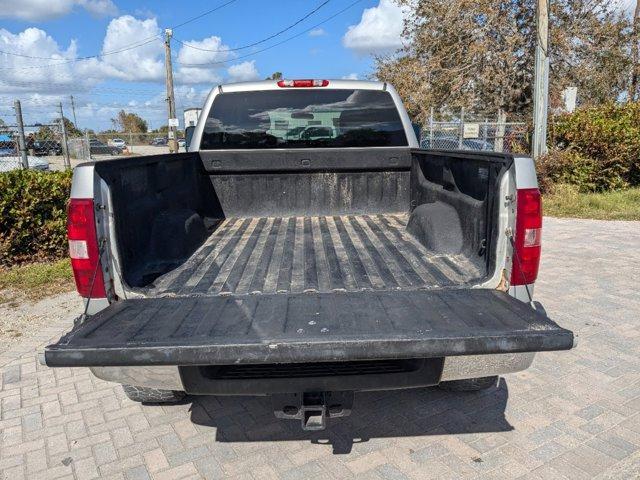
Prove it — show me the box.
[0,18,258,130]
[226,61,260,83]
[0,27,97,94]
[87,15,165,82]
[308,28,326,37]
[0,0,117,21]
[80,0,118,17]
[341,73,359,80]
[176,36,232,84]
[342,0,406,55]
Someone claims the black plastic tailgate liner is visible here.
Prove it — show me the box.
[45,289,573,367]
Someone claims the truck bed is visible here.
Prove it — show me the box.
[142,213,484,297]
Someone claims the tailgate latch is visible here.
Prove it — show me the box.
[272,391,354,431]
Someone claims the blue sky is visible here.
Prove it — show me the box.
[0,0,406,130]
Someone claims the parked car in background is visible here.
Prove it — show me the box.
[0,149,50,172]
[110,138,126,149]
[177,138,186,148]
[150,137,167,146]
[89,139,121,155]
[32,140,63,156]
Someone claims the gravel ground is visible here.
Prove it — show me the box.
[0,291,80,348]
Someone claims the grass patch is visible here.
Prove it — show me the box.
[544,184,640,221]
[0,259,74,303]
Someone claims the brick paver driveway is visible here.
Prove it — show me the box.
[1,217,639,480]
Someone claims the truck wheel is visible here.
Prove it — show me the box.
[439,376,498,392]
[122,384,185,403]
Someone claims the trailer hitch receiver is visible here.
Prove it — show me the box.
[272,391,354,431]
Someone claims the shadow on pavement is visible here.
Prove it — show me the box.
[187,378,512,454]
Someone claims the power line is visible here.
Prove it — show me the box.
[170,0,239,29]
[1,80,164,94]
[0,38,161,71]
[173,0,331,53]
[179,0,364,67]
[0,38,159,62]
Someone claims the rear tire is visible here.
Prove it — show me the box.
[439,376,498,392]
[122,384,185,403]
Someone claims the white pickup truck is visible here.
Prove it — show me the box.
[43,79,573,430]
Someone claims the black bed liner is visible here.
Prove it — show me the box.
[45,289,573,367]
[143,213,483,297]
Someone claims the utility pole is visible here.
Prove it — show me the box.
[164,28,178,154]
[458,107,465,149]
[532,0,550,159]
[494,109,506,153]
[14,100,29,169]
[59,102,71,170]
[630,0,640,101]
[429,106,434,148]
[70,95,78,130]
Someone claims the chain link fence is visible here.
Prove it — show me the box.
[2,100,188,172]
[420,119,529,154]
[0,122,65,172]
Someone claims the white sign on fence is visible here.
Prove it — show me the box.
[168,118,179,127]
[463,123,480,139]
[562,87,578,113]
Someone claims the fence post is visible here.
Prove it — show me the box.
[458,107,465,149]
[494,110,506,153]
[429,106,434,148]
[85,130,92,160]
[14,100,29,169]
[482,117,488,147]
[129,131,133,154]
[58,102,71,170]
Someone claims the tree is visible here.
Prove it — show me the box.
[111,110,148,133]
[35,117,82,140]
[152,125,169,134]
[62,117,82,137]
[265,72,283,80]
[375,0,633,121]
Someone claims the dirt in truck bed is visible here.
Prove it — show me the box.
[141,213,485,297]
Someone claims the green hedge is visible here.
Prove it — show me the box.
[541,102,640,192]
[0,170,72,266]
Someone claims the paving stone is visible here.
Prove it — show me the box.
[152,463,199,480]
[586,433,638,461]
[125,465,151,480]
[280,461,326,480]
[409,442,450,464]
[376,464,411,480]
[2,364,21,385]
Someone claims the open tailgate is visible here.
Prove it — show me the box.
[44,289,573,367]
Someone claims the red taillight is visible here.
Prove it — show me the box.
[277,79,329,88]
[510,188,542,286]
[67,199,106,298]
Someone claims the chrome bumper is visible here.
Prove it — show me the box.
[89,352,536,391]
